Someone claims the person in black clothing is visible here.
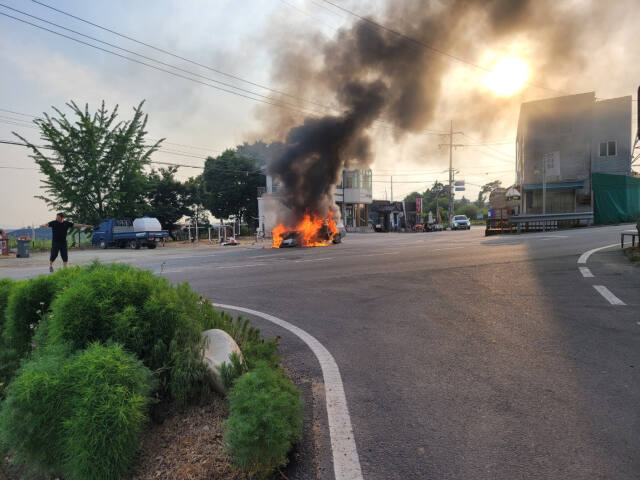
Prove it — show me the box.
[41,213,92,272]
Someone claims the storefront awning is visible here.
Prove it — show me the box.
[522,181,584,191]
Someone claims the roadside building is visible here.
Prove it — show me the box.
[369,200,417,231]
[335,169,373,232]
[516,91,632,216]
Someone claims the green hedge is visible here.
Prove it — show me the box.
[0,343,154,480]
[0,278,15,326]
[224,362,303,478]
[0,262,302,478]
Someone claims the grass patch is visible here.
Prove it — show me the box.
[624,246,640,262]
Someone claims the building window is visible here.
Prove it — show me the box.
[600,141,616,157]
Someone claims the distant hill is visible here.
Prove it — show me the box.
[6,228,52,240]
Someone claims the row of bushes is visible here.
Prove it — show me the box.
[0,263,303,479]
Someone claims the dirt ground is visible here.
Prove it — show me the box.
[132,398,248,480]
[0,236,269,271]
[0,397,248,480]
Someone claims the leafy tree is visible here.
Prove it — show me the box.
[455,202,480,219]
[146,166,190,239]
[475,180,502,207]
[202,149,264,230]
[15,101,162,225]
[184,175,209,224]
[236,140,285,169]
[403,191,421,202]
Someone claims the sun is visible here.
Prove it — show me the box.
[484,56,530,96]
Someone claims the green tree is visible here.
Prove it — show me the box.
[455,202,480,219]
[202,149,264,230]
[145,166,190,239]
[183,175,210,238]
[15,101,162,225]
[475,180,502,208]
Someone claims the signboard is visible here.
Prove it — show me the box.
[455,187,465,191]
[489,188,507,209]
[543,151,561,179]
[476,213,484,220]
[416,197,423,213]
[454,180,465,186]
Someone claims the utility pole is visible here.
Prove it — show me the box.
[439,121,464,228]
[390,175,393,202]
[448,121,454,227]
[341,169,346,224]
[542,154,546,215]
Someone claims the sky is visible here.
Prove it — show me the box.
[0,0,638,228]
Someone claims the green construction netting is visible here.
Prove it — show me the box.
[593,173,640,224]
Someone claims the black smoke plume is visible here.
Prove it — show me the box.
[264,0,633,223]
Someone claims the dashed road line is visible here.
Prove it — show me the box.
[216,263,269,269]
[579,267,594,278]
[294,257,334,263]
[212,303,363,480]
[593,285,626,306]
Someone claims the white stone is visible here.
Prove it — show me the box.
[201,329,243,394]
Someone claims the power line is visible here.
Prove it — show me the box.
[8,3,452,138]
[0,165,38,170]
[1,3,338,118]
[0,138,271,175]
[29,0,335,112]
[0,11,328,119]
[0,106,225,153]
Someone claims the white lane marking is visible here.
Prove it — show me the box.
[577,243,618,264]
[213,303,363,480]
[216,263,268,269]
[357,251,399,257]
[593,285,626,305]
[294,257,333,263]
[579,267,594,278]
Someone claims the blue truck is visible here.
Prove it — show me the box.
[92,218,168,250]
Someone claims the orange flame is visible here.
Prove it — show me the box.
[271,211,338,248]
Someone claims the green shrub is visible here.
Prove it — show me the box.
[3,275,57,355]
[219,352,247,391]
[224,363,303,478]
[0,278,16,329]
[62,343,155,480]
[0,344,72,473]
[47,263,212,404]
[0,342,154,480]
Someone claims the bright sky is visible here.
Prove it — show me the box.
[0,0,638,228]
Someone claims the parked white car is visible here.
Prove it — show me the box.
[451,215,471,230]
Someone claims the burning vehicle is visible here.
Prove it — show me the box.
[272,212,345,248]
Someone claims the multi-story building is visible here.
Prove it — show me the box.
[334,169,373,231]
[516,91,632,215]
[257,168,373,235]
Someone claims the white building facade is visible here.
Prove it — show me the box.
[257,169,373,236]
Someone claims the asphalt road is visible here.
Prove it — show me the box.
[2,225,639,479]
